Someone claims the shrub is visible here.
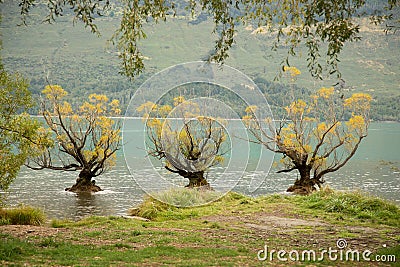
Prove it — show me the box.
[0,205,46,226]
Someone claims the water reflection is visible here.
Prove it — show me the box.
[72,192,100,218]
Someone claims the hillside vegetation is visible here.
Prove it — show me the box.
[1,1,399,120]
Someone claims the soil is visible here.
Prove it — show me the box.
[65,183,102,193]
[0,225,70,239]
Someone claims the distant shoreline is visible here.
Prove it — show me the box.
[29,115,400,123]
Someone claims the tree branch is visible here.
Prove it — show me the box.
[316,135,365,179]
[25,162,82,171]
[277,166,297,173]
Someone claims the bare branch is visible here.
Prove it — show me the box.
[277,166,297,173]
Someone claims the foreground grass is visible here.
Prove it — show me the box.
[1,189,399,266]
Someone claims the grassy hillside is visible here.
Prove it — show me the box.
[1,1,399,120]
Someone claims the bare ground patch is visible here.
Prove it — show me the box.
[200,211,399,254]
[0,225,69,239]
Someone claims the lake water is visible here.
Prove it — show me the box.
[4,120,400,220]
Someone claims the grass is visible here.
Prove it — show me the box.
[128,187,225,220]
[129,189,251,221]
[291,187,400,227]
[0,205,46,226]
[0,234,35,261]
[1,189,399,266]
[129,188,400,227]
[149,187,224,207]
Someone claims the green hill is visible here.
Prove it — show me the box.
[1,1,399,120]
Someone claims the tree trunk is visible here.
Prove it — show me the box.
[184,171,211,190]
[286,166,316,195]
[65,169,102,193]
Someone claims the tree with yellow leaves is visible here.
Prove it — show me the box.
[243,68,372,195]
[137,97,228,189]
[27,85,122,193]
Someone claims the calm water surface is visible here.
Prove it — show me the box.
[4,121,400,220]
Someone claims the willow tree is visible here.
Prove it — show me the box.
[28,85,122,192]
[243,68,372,194]
[9,0,399,78]
[137,97,228,189]
[0,66,49,194]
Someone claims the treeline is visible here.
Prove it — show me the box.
[23,70,400,121]
[371,95,400,121]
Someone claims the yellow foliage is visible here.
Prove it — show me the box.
[158,105,172,117]
[264,117,273,124]
[83,150,97,161]
[137,101,157,114]
[242,114,255,128]
[56,134,68,142]
[214,155,224,164]
[42,85,67,100]
[109,99,121,115]
[282,135,295,148]
[80,102,96,113]
[33,127,54,150]
[89,94,109,103]
[245,105,258,114]
[303,116,316,122]
[60,101,73,115]
[147,118,162,129]
[178,128,189,141]
[146,118,164,137]
[96,116,114,129]
[311,94,318,101]
[312,156,327,169]
[71,114,80,122]
[344,133,359,151]
[173,96,185,107]
[196,116,208,125]
[344,93,372,115]
[303,144,312,153]
[242,115,252,121]
[317,87,335,99]
[344,93,372,107]
[279,124,315,155]
[346,115,365,130]
[285,99,307,115]
[329,122,340,133]
[283,66,301,77]
[317,122,327,132]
